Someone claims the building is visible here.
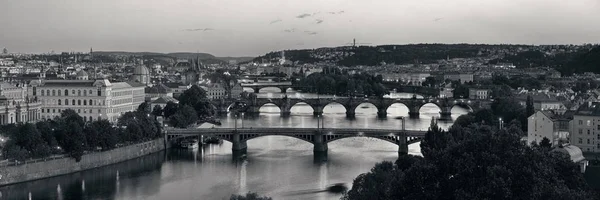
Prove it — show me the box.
[527,110,571,146]
[552,144,588,173]
[132,65,151,85]
[150,96,179,110]
[163,83,191,98]
[28,78,146,122]
[231,83,243,99]
[207,83,226,100]
[570,102,600,153]
[468,88,491,100]
[442,72,474,83]
[145,83,173,101]
[516,93,566,111]
[0,83,42,125]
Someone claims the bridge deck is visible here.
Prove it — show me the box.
[166,128,427,137]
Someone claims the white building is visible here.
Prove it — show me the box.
[231,83,243,99]
[527,110,571,146]
[207,83,226,100]
[443,72,474,83]
[570,102,600,153]
[468,88,491,100]
[0,83,42,125]
[28,73,146,122]
[517,93,566,111]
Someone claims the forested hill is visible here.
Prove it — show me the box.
[253,44,530,66]
[490,45,600,75]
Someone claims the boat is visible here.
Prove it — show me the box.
[360,105,370,109]
[326,183,348,194]
[180,139,199,149]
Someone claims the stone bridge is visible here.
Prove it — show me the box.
[165,127,426,157]
[240,82,293,93]
[237,95,483,119]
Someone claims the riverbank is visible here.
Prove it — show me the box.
[0,138,165,186]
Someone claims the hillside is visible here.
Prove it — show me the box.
[94,51,253,64]
[253,44,530,66]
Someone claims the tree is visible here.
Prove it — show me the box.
[163,102,179,118]
[230,192,272,200]
[540,137,552,149]
[137,102,151,113]
[152,105,163,117]
[63,121,86,161]
[169,105,198,128]
[343,125,597,200]
[526,95,535,117]
[178,85,208,106]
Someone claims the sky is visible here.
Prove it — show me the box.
[1,0,599,56]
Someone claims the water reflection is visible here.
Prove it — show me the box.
[0,91,464,200]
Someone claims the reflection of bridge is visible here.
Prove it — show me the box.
[240,82,293,93]
[236,95,485,119]
[166,127,426,157]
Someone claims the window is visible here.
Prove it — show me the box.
[83,90,87,96]
[579,138,583,144]
[52,109,55,113]
[588,120,592,126]
[65,89,68,96]
[58,99,61,105]
[580,120,584,125]
[52,90,56,96]
[72,99,75,105]
[33,87,37,96]
[588,130,591,135]
[47,109,50,113]
[65,99,68,105]
[42,109,44,113]
[46,90,50,96]
[97,87,101,96]
[58,90,61,96]
[78,100,81,105]
[588,139,591,144]
[83,100,86,106]
[89,100,92,106]
[72,90,75,96]
[89,109,93,113]
[78,90,81,96]
[89,90,93,95]
[580,129,583,134]
[78,109,80,113]
[41,90,44,96]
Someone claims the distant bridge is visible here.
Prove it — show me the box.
[165,127,426,156]
[213,95,487,119]
[240,82,293,93]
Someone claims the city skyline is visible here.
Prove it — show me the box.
[1,0,599,56]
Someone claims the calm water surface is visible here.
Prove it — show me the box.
[0,91,468,200]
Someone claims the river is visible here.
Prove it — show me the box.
[0,91,468,200]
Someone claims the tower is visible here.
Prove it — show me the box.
[2,47,7,54]
[279,50,286,65]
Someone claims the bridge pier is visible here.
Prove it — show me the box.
[312,105,324,117]
[279,87,288,93]
[232,132,248,155]
[281,110,291,117]
[346,110,356,119]
[252,87,259,93]
[408,111,420,118]
[377,109,387,119]
[313,132,328,161]
[398,133,408,155]
[439,112,452,120]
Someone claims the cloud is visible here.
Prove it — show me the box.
[304,31,318,35]
[434,18,443,22]
[182,28,214,32]
[283,28,297,33]
[315,19,324,24]
[328,10,345,15]
[296,13,311,18]
[269,19,282,24]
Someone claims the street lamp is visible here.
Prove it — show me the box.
[499,117,503,130]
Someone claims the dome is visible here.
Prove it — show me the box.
[552,144,585,163]
[75,70,89,80]
[133,65,150,75]
[76,70,89,77]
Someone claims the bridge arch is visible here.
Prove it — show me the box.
[324,135,423,145]
[386,102,410,117]
[258,86,284,93]
[289,101,315,114]
[241,134,315,144]
[258,102,282,114]
[418,102,442,114]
